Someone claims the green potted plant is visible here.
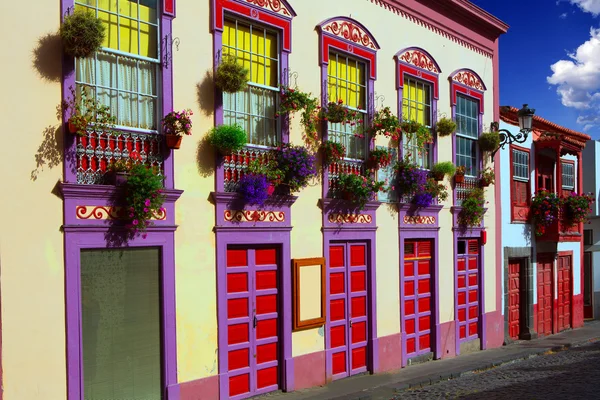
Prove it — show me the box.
[430,161,456,181]
[124,164,166,236]
[401,120,433,154]
[60,9,106,58]
[162,109,193,149]
[107,158,134,186]
[480,167,495,187]
[319,99,363,125]
[215,56,249,93]
[247,158,284,193]
[531,190,561,236]
[207,124,247,155]
[320,140,346,165]
[478,131,500,152]
[335,173,385,209]
[435,116,457,137]
[277,86,321,150]
[64,86,116,136]
[563,192,595,227]
[367,148,393,170]
[458,188,486,227]
[400,119,421,134]
[369,107,402,140]
[455,165,466,184]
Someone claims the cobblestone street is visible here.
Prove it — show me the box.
[395,341,600,399]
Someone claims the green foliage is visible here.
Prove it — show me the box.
[277,86,320,150]
[458,188,486,227]
[65,85,116,136]
[435,116,457,137]
[124,164,165,235]
[367,148,393,169]
[318,100,363,125]
[207,124,247,154]
[455,165,466,176]
[401,120,433,154]
[335,173,385,210]
[478,131,501,152]
[369,107,402,140]
[247,158,283,184]
[430,161,456,180]
[563,192,595,225]
[215,56,249,93]
[60,9,106,58]
[320,140,346,164]
[425,178,448,202]
[480,167,495,185]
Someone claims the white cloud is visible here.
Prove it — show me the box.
[560,12,568,18]
[569,0,600,16]
[548,28,600,130]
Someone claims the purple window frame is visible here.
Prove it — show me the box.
[316,16,380,198]
[60,1,180,399]
[395,47,441,167]
[211,1,296,193]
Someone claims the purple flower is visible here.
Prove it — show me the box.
[144,199,151,207]
[413,192,434,207]
[144,207,149,212]
[133,219,139,226]
[129,213,134,218]
[238,174,270,206]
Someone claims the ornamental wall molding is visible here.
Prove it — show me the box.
[403,215,436,225]
[328,213,373,224]
[451,69,486,91]
[242,0,294,17]
[76,206,167,221]
[397,49,439,73]
[321,18,379,50]
[224,210,286,222]
[368,0,495,58]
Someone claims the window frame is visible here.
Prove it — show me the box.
[454,94,481,177]
[561,160,575,191]
[510,145,531,223]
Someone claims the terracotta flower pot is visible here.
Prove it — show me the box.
[108,171,129,186]
[480,179,491,187]
[433,172,445,181]
[455,174,465,184]
[166,134,183,149]
[68,118,86,135]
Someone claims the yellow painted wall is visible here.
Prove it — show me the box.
[0,2,66,399]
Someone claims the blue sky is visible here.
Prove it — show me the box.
[471,0,600,139]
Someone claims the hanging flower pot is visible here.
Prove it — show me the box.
[68,119,79,134]
[455,166,466,184]
[60,10,106,58]
[165,134,183,149]
[478,132,501,152]
[215,56,249,93]
[111,171,129,186]
[435,117,457,137]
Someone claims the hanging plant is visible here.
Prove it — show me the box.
[237,174,272,206]
[319,100,363,125]
[60,9,106,58]
[273,144,317,194]
[430,161,456,181]
[436,116,457,137]
[369,107,402,140]
[393,158,429,199]
[454,165,466,184]
[478,131,501,152]
[123,164,166,237]
[458,188,486,227]
[479,167,495,187]
[367,148,393,170]
[531,190,561,236]
[277,86,321,151]
[335,173,385,210]
[320,140,346,165]
[563,192,595,226]
[161,109,193,149]
[402,121,433,154]
[107,158,134,186]
[215,56,249,93]
[64,86,116,136]
[207,124,247,155]
[400,119,421,134]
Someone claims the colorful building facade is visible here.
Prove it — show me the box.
[498,107,590,343]
[1,1,510,399]
[582,140,600,320]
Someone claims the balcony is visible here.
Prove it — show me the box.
[536,211,582,242]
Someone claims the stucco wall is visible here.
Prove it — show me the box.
[583,141,600,216]
[0,2,66,399]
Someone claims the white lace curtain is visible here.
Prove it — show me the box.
[76,52,157,130]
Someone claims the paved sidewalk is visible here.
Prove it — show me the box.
[267,321,600,400]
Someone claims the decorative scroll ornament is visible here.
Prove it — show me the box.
[322,20,377,49]
[244,0,292,17]
[452,70,485,91]
[224,210,285,222]
[398,50,439,73]
[403,215,436,225]
[76,206,167,220]
[328,213,373,224]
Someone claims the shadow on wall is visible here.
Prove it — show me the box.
[196,136,215,178]
[197,71,215,118]
[32,32,63,83]
[31,104,65,181]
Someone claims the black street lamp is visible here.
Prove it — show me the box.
[491,104,536,157]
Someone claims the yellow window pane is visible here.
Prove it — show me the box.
[139,1,157,23]
[119,18,138,55]
[338,60,347,81]
[402,100,409,119]
[337,79,348,104]
[416,86,424,103]
[98,11,119,50]
[328,58,337,79]
[223,21,235,48]
[251,54,265,85]
[357,63,366,86]
[358,85,366,110]
[328,78,337,103]
[237,24,251,52]
[120,0,136,18]
[97,0,117,12]
[140,23,157,58]
[348,83,357,109]
[348,62,356,84]
[265,32,277,59]
[77,1,97,7]
[265,58,277,87]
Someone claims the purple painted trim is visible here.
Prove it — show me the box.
[316,16,381,50]
[397,204,443,365]
[321,199,380,382]
[214,193,296,398]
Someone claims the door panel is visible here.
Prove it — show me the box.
[537,258,553,337]
[508,260,521,340]
[557,255,571,332]
[328,242,369,380]
[403,240,433,357]
[226,247,280,399]
[457,240,480,342]
[584,252,593,319]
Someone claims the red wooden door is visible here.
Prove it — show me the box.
[557,255,572,332]
[537,258,553,337]
[226,247,280,399]
[457,240,480,342]
[536,155,554,192]
[329,243,369,380]
[584,252,593,319]
[403,240,433,356]
[508,260,521,340]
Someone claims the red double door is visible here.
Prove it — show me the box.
[457,240,480,342]
[403,240,433,357]
[328,242,369,380]
[225,246,280,399]
[508,260,521,340]
[537,255,572,337]
[557,255,572,332]
[537,257,553,337]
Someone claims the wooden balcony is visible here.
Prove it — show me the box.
[536,212,582,242]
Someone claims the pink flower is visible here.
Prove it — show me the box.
[145,199,151,207]
[144,207,149,212]
[133,219,139,226]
